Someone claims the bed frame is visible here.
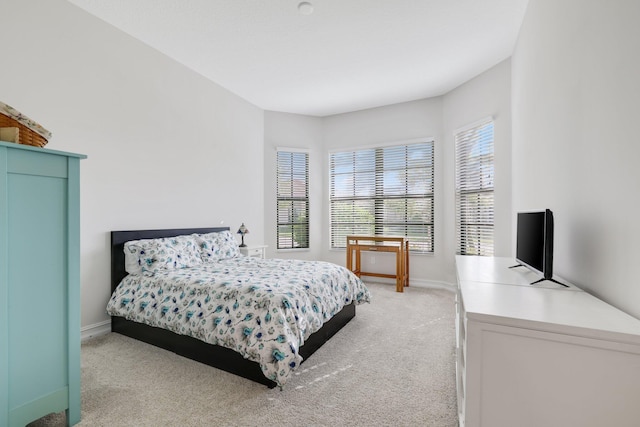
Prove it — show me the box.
[111,227,356,388]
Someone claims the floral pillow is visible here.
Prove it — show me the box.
[195,230,241,262]
[195,232,221,262]
[214,230,242,260]
[124,234,202,275]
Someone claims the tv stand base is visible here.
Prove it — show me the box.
[508,264,569,287]
[530,277,569,288]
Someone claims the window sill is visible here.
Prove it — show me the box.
[277,248,310,253]
[330,247,435,256]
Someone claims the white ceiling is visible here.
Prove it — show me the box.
[67,0,529,117]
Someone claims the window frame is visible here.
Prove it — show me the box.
[276,148,310,250]
[329,138,435,253]
[454,118,495,256]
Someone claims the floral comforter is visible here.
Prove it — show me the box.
[107,256,371,386]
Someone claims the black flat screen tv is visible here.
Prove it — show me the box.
[515,209,560,285]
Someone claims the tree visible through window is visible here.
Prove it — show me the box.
[455,119,494,256]
[277,150,309,249]
[329,141,434,252]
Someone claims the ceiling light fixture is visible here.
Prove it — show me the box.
[298,2,314,15]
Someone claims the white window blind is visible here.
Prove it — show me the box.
[277,150,309,249]
[455,119,494,256]
[329,141,434,253]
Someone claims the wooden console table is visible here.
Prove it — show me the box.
[346,235,409,292]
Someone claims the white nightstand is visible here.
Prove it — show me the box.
[239,244,268,259]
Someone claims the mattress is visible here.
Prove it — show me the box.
[107,256,371,386]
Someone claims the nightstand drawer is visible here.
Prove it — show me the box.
[239,245,267,259]
[246,247,263,257]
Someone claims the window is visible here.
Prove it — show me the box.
[277,149,309,249]
[329,140,434,253]
[455,119,494,256]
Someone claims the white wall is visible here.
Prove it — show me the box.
[265,100,446,283]
[263,111,323,260]
[512,0,640,318]
[322,99,446,284]
[319,63,512,286]
[263,62,512,287]
[4,0,517,329]
[2,0,264,329]
[442,58,512,284]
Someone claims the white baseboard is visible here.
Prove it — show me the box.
[81,320,111,342]
[363,276,456,292]
[79,280,455,342]
[410,278,456,292]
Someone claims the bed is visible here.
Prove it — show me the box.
[109,227,371,388]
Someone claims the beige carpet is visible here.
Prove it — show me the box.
[29,282,458,426]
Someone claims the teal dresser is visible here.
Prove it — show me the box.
[0,141,86,426]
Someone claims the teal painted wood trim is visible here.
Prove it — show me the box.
[9,387,69,427]
[66,157,81,426]
[0,146,9,427]
[7,148,68,178]
[0,141,87,159]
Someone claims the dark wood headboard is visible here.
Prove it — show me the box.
[110,227,230,293]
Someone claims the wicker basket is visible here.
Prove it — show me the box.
[0,112,48,147]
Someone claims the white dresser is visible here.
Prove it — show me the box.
[455,256,640,427]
